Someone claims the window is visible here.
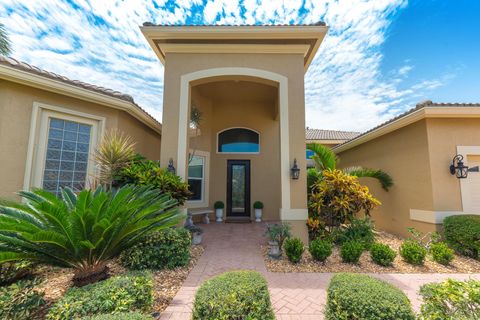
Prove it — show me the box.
[306,150,314,159]
[188,155,204,201]
[217,128,259,153]
[42,118,92,196]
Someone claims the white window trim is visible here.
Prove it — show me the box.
[23,102,106,192]
[216,127,260,155]
[457,146,480,213]
[186,150,210,208]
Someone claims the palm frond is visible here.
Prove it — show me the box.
[0,23,12,56]
[344,166,394,191]
[306,143,337,170]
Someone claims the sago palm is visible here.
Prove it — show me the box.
[0,185,182,286]
[307,142,393,191]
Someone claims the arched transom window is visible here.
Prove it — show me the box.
[217,128,259,153]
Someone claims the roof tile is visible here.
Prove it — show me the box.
[306,128,360,141]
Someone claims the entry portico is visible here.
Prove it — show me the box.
[142,24,328,240]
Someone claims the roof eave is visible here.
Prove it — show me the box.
[0,64,162,134]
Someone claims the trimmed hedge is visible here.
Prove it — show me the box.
[340,240,363,263]
[419,278,480,319]
[47,271,153,320]
[443,214,480,260]
[430,242,454,265]
[370,242,396,267]
[326,273,415,320]
[309,239,333,262]
[284,237,304,263]
[0,278,46,320]
[82,312,152,320]
[400,240,427,265]
[120,228,191,270]
[192,271,274,320]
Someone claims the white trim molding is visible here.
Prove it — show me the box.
[23,102,106,191]
[280,209,308,221]
[178,67,291,212]
[186,150,210,209]
[410,209,465,224]
[457,146,480,213]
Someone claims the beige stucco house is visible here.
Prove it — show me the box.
[0,56,162,200]
[334,101,480,237]
[141,23,328,240]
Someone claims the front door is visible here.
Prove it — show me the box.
[227,160,251,218]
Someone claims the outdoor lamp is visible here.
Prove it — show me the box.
[450,154,468,179]
[291,158,300,180]
[167,158,176,174]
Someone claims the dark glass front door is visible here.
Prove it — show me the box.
[227,160,250,218]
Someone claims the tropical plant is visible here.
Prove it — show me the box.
[117,160,191,205]
[339,217,375,249]
[0,186,181,286]
[0,260,32,286]
[264,222,291,250]
[0,23,11,56]
[0,278,46,320]
[307,142,393,191]
[309,169,380,228]
[94,129,136,188]
[306,217,326,241]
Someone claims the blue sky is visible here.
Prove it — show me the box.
[1,0,479,131]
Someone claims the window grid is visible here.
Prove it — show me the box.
[188,155,204,201]
[42,118,92,196]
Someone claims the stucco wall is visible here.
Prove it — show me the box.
[336,120,436,237]
[0,80,161,200]
[425,118,480,212]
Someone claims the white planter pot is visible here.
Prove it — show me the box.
[192,232,202,245]
[255,208,262,222]
[215,209,223,222]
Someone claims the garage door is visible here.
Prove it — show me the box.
[463,155,480,213]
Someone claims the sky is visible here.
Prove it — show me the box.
[1,0,479,132]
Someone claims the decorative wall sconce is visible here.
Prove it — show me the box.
[449,154,479,179]
[291,158,300,180]
[167,158,176,174]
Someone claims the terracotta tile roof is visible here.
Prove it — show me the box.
[0,56,161,127]
[142,21,326,27]
[306,128,360,141]
[334,100,480,149]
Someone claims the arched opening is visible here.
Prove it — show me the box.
[217,128,260,153]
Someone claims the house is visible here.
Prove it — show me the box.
[305,128,359,168]
[0,56,162,200]
[141,23,328,240]
[334,100,480,237]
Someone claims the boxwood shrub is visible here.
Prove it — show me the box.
[370,242,396,266]
[192,271,274,320]
[0,278,46,320]
[443,214,480,260]
[284,237,304,263]
[326,273,415,320]
[419,278,480,319]
[340,240,363,263]
[120,228,191,270]
[309,238,333,262]
[429,242,454,265]
[47,271,153,320]
[400,240,427,265]
[81,312,152,320]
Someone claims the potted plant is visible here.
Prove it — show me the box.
[185,225,203,245]
[253,201,264,222]
[264,223,291,258]
[214,201,224,222]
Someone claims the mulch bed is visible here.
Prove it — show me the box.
[34,245,204,315]
[264,232,480,273]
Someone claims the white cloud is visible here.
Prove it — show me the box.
[0,0,452,132]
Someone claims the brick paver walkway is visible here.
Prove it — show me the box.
[160,223,479,319]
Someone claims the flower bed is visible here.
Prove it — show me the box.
[264,232,480,273]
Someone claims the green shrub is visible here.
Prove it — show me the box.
[82,312,152,320]
[443,215,480,260]
[309,239,332,262]
[326,273,415,320]
[340,217,375,249]
[253,201,264,209]
[419,279,480,320]
[117,160,191,205]
[47,271,153,320]
[0,260,32,286]
[120,228,191,270]
[284,238,304,263]
[0,278,46,320]
[265,222,291,249]
[214,201,224,209]
[0,186,181,287]
[430,242,454,266]
[400,240,427,265]
[370,243,396,267]
[192,271,274,320]
[340,240,363,263]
